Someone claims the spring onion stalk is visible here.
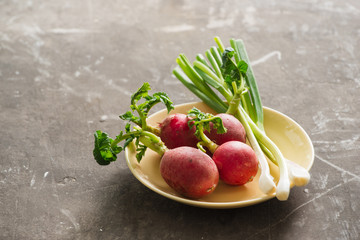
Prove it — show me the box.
[205,50,224,82]
[231,39,264,131]
[228,42,310,187]
[239,106,290,200]
[172,37,305,200]
[214,36,225,53]
[286,160,310,186]
[240,89,256,121]
[177,55,227,107]
[196,54,212,69]
[259,141,310,187]
[210,46,223,70]
[193,61,233,101]
[173,67,228,113]
[227,88,276,194]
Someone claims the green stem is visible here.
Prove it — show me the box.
[145,125,161,136]
[131,105,160,135]
[138,134,168,157]
[173,67,228,113]
[134,105,147,130]
[110,132,131,148]
[193,61,233,101]
[134,127,168,156]
[210,46,223,68]
[226,84,241,116]
[205,50,224,82]
[111,129,167,157]
[214,36,225,53]
[240,89,256,123]
[230,39,241,64]
[196,54,212,70]
[196,124,218,154]
[177,55,227,108]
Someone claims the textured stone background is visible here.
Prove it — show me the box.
[1,0,359,239]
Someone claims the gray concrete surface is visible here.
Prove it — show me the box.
[1,0,359,239]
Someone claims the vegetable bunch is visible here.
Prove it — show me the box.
[92,37,310,202]
[173,37,310,200]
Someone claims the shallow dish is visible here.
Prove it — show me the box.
[125,102,314,209]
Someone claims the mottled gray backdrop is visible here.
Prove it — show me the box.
[0,0,359,239]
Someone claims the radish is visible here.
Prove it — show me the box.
[188,108,258,186]
[159,113,198,149]
[160,146,219,198]
[119,82,199,149]
[94,128,219,199]
[212,141,258,185]
[206,113,246,145]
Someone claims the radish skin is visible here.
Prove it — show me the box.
[206,113,246,145]
[160,147,219,199]
[159,113,198,149]
[212,141,258,186]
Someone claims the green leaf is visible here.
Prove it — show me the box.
[122,123,135,148]
[125,123,131,133]
[221,48,249,94]
[141,92,174,114]
[131,82,151,106]
[222,47,235,59]
[120,82,174,132]
[237,60,248,74]
[211,117,227,134]
[153,92,174,113]
[93,130,122,165]
[187,107,209,122]
[135,144,147,163]
[221,48,241,91]
[187,107,227,137]
[119,111,141,125]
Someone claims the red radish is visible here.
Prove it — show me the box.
[160,146,219,199]
[212,141,258,185]
[187,108,258,186]
[159,113,198,149]
[206,113,246,145]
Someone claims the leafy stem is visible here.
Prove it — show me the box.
[120,82,174,135]
[94,125,168,165]
[187,107,226,154]
[93,82,172,165]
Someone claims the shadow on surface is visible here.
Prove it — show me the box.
[86,169,296,240]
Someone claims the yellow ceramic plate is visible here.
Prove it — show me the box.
[125,102,314,209]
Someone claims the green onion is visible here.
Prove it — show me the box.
[171,37,308,200]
